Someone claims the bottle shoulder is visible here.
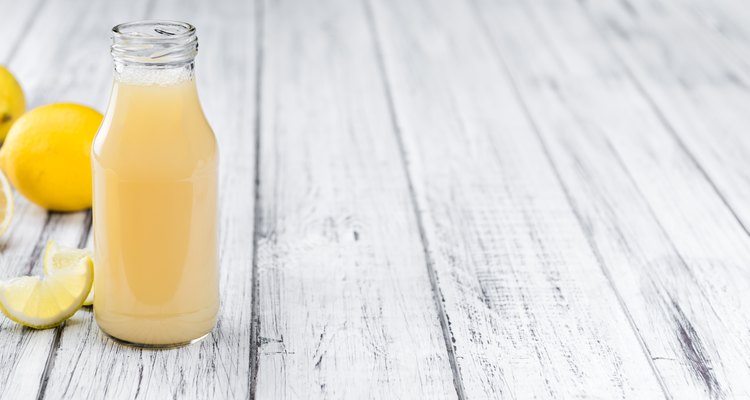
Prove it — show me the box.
[93,117,217,176]
[93,80,218,174]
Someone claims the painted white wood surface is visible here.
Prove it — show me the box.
[1,0,750,398]
[571,0,750,397]
[471,0,750,398]
[366,0,665,398]
[253,0,456,397]
[0,0,45,62]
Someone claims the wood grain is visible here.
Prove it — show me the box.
[0,0,46,62]
[559,0,750,397]
[38,0,258,398]
[366,0,668,398]
[656,0,750,234]
[253,0,457,397]
[468,0,750,398]
[673,0,750,58]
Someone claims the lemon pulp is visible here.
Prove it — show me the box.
[44,240,94,306]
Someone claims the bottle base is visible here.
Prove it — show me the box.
[101,329,211,349]
[94,304,218,348]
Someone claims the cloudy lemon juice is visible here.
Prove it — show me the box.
[92,21,219,347]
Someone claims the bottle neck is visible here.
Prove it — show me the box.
[110,20,198,86]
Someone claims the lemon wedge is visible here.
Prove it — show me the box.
[0,255,93,329]
[44,240,94,306]
[0,171,13,236]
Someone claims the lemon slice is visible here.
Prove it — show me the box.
[0,255,93,329]
[44,240,94,306]
[0,171,14,236]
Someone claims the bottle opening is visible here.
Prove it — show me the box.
[112,20,198,66]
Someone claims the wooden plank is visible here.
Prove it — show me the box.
[672,0,750,55]
[365,0,667,398]
[580,2,750,394]
[253,0,457,397]
[577,0,750,236]
[0,0,46,62]
[39,0,258,398]
[470,0,750,397]
[0,1,146,399]
[669,0,750,228]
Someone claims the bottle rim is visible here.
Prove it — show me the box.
[111,20,198,66]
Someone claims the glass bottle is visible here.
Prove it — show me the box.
[92,20,219,347]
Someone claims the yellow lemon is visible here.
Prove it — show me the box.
[0,66,26,142]
[0,255,93,329]
[0,103,102,211]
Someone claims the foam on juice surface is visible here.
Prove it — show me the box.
[114,65,193,86]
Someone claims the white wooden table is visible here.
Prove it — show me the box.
[2,0,750,398]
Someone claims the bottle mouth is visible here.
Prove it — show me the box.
[111,20,198,66]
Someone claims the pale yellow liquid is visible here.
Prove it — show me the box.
[92,76,219,346]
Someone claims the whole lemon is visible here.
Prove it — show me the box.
[0,103,102,211]
[0,66,26,142]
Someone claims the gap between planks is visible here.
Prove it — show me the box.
[463,1,673,397]
[468,0,750,396]
[361,0,467,397]
[575,0,750,242]
[248,0,265,396]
